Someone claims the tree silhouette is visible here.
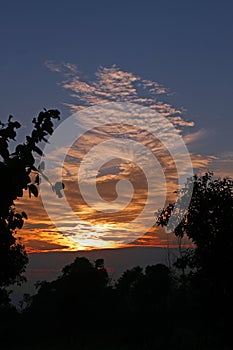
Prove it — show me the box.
[0,110,61,298]
[23,258,173,348]
[16,254,232,349]
[26,257,111,339]
[116,266,144,297]
[144,263,171,306]
[157,172,233,283]
[157,172,233,345]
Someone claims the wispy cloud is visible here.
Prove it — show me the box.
[210,152,233,178]
[183,129,206,144]
[46,62,187,121]
[17,63,215,252]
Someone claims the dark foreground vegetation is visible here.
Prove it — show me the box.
[0,250,232,350]
[0,112,233,349]
[0,174,232,350]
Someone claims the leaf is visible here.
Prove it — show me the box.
[16,218,24,229]
[13,121,21,129]
[33,145,44,156]
[15,213,22,219]
[21,211,28,219]
[29,184,38,197]
[56,191,63,198]
[53,182,65,198]
[38,161,45,172]
[54,182,65,191]
[35,174,40,185]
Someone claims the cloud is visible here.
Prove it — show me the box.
[210,152,233,178]
[183,129,206,144]
[16,63,214,251]
[45,61,78,75]
[44,61,62,73]
[46,62,184,119]
[190,154,216,171]
[16,193,79,252]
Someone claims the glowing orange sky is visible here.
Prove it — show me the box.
[12,65,227,253]
[16,150,211,253]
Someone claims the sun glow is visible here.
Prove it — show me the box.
[14,65,213,253]
[67,222,128,250]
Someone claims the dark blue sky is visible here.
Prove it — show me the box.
[1,0,233,156]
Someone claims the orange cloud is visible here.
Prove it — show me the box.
[13,63,217,252]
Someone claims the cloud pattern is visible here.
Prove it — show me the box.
[18,63,214,251]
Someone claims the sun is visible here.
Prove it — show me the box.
[68,222,122,250]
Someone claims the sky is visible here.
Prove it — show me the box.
[1,0,233,294]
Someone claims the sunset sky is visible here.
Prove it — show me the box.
[1,0,233,259]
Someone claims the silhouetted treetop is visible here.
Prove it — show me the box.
[0,109,61,292]
[157,172,233,303]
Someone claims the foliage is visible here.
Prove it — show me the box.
[2,164,232,348]
[25,257,111,338]
[18,169,233,348]
[2,254,231,349]
[0,110,61,290]
[157,171,233,343]
[23,258,173,349]
[157,172,233,277]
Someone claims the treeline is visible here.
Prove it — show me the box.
[0,252,231,350]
